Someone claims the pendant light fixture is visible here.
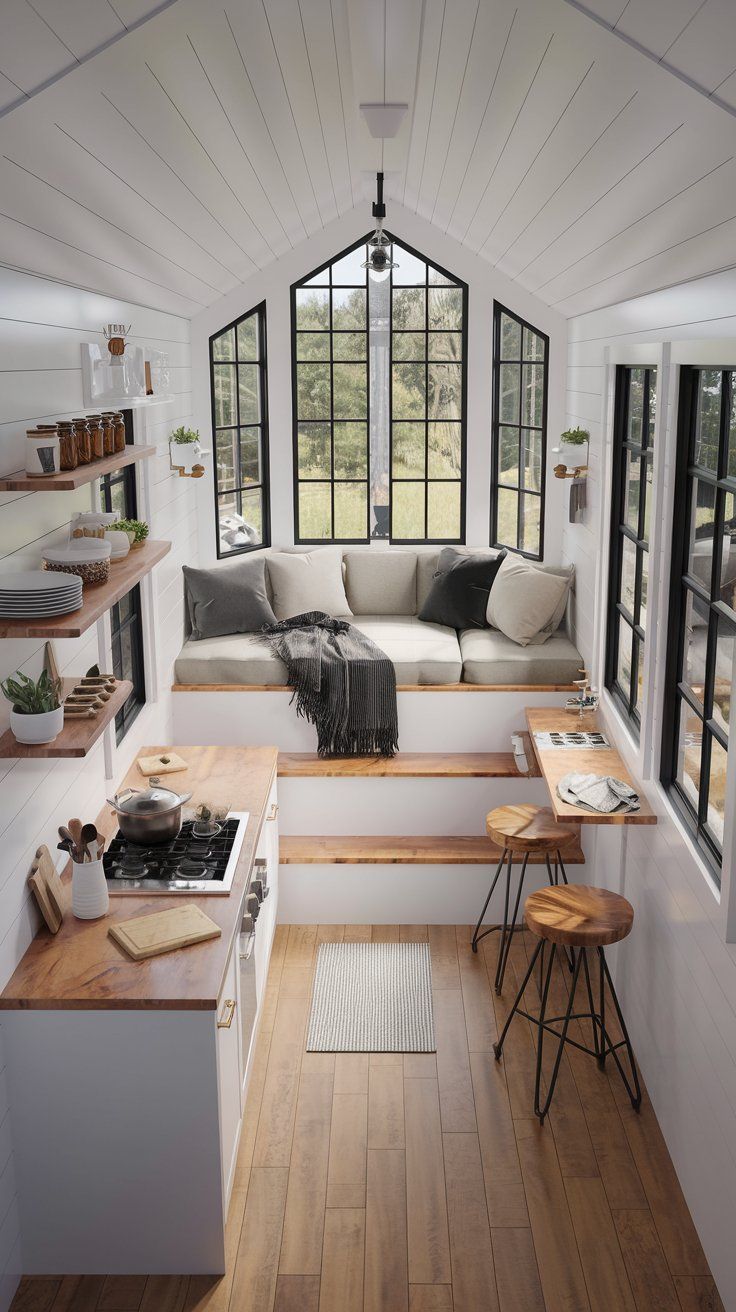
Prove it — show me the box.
[362,172,398,282]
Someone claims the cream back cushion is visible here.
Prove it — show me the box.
[487,555,572,646]
[266,546,352,620]
[345,550,417,614]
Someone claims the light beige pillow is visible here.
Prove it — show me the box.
[266,547,352,620]
[486,555,571,646]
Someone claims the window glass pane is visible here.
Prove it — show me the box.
[617,618,633,694]
[428,265,453,286]
[639,553,648,632]
[239,427,261,484]
[428,482,461,539]
[213,364,236,426]
[333,423,367,478]
[496,487,517,547]
[695,369,721,470]
[334,482,366,538]
[304,268,329,286]
[520,495,541,554]
[428,363,462,422]
[498,427,519,485]
[392,332,425,361]
[642,458,653,542]
[392,248,426,285]
[521,364,544,427]
[624,451,641,533]
[499,364,520,423]
[713,615,734,735]
[237,316,258,360]
[238,364,259,425]
[298,423,331,479]
[299,482,331,538]
[729,371,736,478]
[296,287,329,330]
[706,737,728,844]
[428,286,462,330]
[215,428,237,491]
[238,487,263,543]
[333,363,367,419]
[333,332,366,361]
[392,482,425,539]
[392,363,425,419]
[523,327,545,361]
[428,422,461,479]
[500,313,521,360]
[331,246,367,285]
[392,287,425,330]
[522,430,542,492]
[212,328,235,362]
[627,369,644,443]
[428,332,462,361]
[297,363,330,420]
[392,424,425,479]
[296,332,330,361]
[687,479,716,585]
[621,536,636,617]
[332,288,366,331]
[636,636,644,710]
[681,589,708,708]
[647,371,657,445]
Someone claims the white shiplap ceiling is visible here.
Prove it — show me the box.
[0,0,735,319]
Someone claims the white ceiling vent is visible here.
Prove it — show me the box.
[360,103,409,138]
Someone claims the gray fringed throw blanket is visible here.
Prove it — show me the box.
[258,611,398,758]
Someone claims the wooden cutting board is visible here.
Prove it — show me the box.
[109,904,222,961]
[137,751,188,776]
[28,845,65,934]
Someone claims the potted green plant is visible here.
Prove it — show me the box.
[560,426,590,447]
[170,426,202,475]
[1,669,64,745]
[109,518,149,549]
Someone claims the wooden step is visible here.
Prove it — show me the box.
[280,835,584,865]
[280,751,516,778]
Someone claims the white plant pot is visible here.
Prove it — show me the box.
[104,529,131,561]
[72,858,109,920]
[10,705,64,745]
[170,440,201,473]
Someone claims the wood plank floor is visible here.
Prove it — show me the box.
[12,925,723,1312]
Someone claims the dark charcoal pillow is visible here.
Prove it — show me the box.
[418,548,507,630]
[183,555,276,640]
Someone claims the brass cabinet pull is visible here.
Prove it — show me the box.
[267,803,279,822]
[217,998,236,1029]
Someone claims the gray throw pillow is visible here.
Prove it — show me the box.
[486,555,572,646]
[183,556,276,640]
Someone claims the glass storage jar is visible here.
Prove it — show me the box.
[72,418,92,464]
[86,415,104,460]
[57,421,78,470]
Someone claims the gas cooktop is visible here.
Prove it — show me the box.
[103,812,249,894]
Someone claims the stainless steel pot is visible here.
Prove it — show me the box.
[107,777,192,845]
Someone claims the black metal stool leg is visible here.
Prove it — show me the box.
[556,848,569,885]
[581,947,600,1062]
[492,850,514,988]
[598,947,642,1110]
[471,848,508,952]
[493,938,543,1060]
[598,946,606,1069]
[533,942,557,1117]
[495,852,529,994]
[536,947,583,1124]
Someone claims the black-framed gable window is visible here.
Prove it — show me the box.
[210,301,270,558]
[606,366,656,731]
[491,303,548,559]
[291,234,467,544]
[98,409,145,743]
[662,366,736,876]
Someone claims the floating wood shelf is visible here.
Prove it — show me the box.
[280,835,585,865]
[0,680,133,758]
[0,445,156,493]
[526,707,656,825]
[0,540,171,639]
[278,751,525,777]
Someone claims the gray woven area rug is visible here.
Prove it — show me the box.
[307,942,436,1052]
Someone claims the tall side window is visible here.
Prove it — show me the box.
[662,367,736,875]
[606,366,656,730]
[99,410,145,743]
[291,235,467,543]
[491,303,548,559]
[210,302,270,558]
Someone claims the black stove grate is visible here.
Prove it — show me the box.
[104,818,240,884]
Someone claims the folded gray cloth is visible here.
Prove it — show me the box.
[557,771,640,814]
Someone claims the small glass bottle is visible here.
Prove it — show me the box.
[99,414,115,457]
[72,418,92,465]
[86,415,104,460]
[57,421,78,470]
[111,411,126,454]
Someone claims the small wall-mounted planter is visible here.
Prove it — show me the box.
[169,440,209,479]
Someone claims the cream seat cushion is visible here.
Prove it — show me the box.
[459,627,582,685]
[175,615,462,686]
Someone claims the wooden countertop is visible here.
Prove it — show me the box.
[0,746,278,1012]
[526,708,656,826]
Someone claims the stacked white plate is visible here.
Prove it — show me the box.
[0,570,83,617]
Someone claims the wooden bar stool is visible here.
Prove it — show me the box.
[471,804,577,994]
[493,884,642,1124]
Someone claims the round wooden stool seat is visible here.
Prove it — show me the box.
[486,804,576,854]
[524,884,634,948]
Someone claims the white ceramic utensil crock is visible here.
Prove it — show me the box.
[25,432,60,477]
[72,858,109,920]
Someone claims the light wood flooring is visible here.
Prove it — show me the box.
[12,924,724,1312]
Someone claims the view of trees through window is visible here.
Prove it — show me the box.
[292,236,466,542]
[210,302,270,558]
[663,366,736,874]
[491,303,548,559]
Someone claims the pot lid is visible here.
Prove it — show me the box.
[115,785,183,816]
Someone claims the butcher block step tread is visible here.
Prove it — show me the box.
[278,751,533,778]
[280,835,584,865]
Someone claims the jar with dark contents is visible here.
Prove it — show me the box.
[111,412,126,453]
[99,414,115,457]
[72,418,92,464]
[86,415,104,460]
[56,421,78,470]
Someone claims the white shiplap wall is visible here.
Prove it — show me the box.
[0,267,197,1308]
[564,267,736,1307]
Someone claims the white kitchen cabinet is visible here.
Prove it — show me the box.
[216,937,242,1213]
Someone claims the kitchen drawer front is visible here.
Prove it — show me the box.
[216,939,241,1211]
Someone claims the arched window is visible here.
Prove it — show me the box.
[210,302,270,558]
[292,236,467,543]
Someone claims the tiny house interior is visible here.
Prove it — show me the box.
[0,0,735,1308]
